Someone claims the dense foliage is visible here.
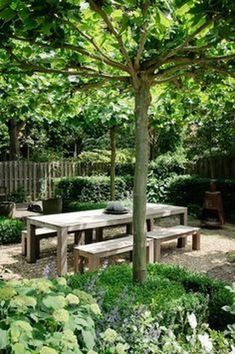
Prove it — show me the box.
[167,176,235,222]
[0,277,117,353]
[55,176,132,204]
[68,264,235,353]
[0,217,24,245]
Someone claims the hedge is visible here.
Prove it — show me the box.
[54,175,132,204]
[0,217,24,245]
[167,175,235,222]
[68,263,234,331]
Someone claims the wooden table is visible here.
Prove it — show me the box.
[26,203,187,275]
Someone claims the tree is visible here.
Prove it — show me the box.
[77,89,133,199]
[0,0,234,282]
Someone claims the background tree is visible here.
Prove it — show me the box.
[0,0,234,283]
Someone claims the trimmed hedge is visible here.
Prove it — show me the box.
[167,175,235,222]
[68,264,234,331]
[64,201,107,212]
[0,217,24,245]
[54,175,132,204]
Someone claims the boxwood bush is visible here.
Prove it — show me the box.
[68,263,234,332]
[54,175,132,204]
[0,217,24,245]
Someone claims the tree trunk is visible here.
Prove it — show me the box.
[133,79,152,283]
[110,125,116,200]
[7,119,21,160]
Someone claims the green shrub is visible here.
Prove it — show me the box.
[147,152,187,203]
[0,277,101,353]
[64,201,107,212]
[78,148,135,164]
[167,175,235,221]
[54,175,131,204]
[7,187,27,203]
[0,217,24,245]
[68,264,234,331]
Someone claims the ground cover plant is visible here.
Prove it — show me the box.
[0,217,24,245]
[68,263,235,353]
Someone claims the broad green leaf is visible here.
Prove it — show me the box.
[43,295,66,310]
[0,329,9,350]
[0,7,15,21]
[82,329,95,350]
[176,1,194,17]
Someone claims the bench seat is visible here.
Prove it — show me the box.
[147,225,200,262]
[74,235,154,272]
[22,228,81,259]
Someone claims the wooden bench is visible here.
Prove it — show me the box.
[74,235,154,272]
[147,225,200,262]
[22,228,82,259]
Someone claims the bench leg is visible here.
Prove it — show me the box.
[192,232,201,250]
[26,224,36,263]
[88,256,100,271]
[154,239,161,262]
[96,228,103,242]
[178,213,187,248]
[21,235,26,256]
[147,240,154,264]
[177,237,186,248]
[74,250,85,273]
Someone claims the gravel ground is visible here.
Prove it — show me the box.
[0,217,234,283]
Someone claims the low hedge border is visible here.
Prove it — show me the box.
[68,263,234,331]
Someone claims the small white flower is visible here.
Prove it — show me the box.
[90,303,101,316]
[187,313,197,330]
[198,333,213,353]
[102,328,118,343]
[230,346,235,354]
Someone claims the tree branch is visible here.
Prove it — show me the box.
[144,18,216,70]
[10,35,126,72]
[3,47,129,81]
[134,1,150,70]
[88,0,135,74]
[62,18,129,73]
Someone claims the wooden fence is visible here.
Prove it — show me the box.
[190,156,235,179]
[0,161,109,200]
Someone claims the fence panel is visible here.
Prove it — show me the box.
[0,161,109,200]
[190,157,235,179]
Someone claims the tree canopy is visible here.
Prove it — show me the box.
[0,0,234,283]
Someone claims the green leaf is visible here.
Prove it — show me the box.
[12,343,25,354]
[0,329,9,350]
[176,1,194,17]
[0,7,15,21]
[43,295,66,310]
[82,329,95,350]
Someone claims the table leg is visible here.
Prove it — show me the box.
[57,227,68,276]
[177,212,187,248]
[146,219,154,232]
[26,222,36,263]
[85,229,93,244]
[96,228,103,242]
[126,223,133,234]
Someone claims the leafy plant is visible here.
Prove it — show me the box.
[0,217,24,245]
[0,278,101,353]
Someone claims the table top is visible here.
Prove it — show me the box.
[27,203,187,231]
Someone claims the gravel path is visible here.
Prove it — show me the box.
[0,218,234,283]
